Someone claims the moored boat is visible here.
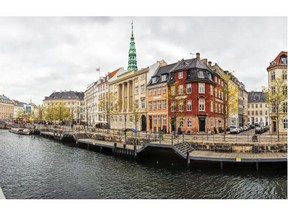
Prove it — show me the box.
[9,128,32,135]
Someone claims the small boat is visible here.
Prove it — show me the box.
[9,128,32,135]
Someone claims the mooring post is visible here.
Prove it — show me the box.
[134,145,137,158]
[100,146,103,153]
[113,143,117,155]
[186,151,190,168]
[87,144,90,151]
[256,162,259,171]
[220,161,223,169]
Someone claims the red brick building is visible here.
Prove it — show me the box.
[167,53,225,134]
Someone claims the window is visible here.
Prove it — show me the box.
[141,97,145,108]
[153,89,157,96]
[283,85,287,96]
[272,86,275,95]
[272,102,276,113]
[179,118,184,128]
[171,86,176,95]
[284,119,288,129]
[148,89,152,96]
[255,104,258,108]
[179,85,183,95]
[141,75,145,80]
[255,117,258,123]
[161,75,167,82]
[210,101,213,112]
[177,102,183,112]
[199,83,205,93]
[260,110,262,115]
[186,84,192,94]
[280,55,287,64]
[171,101,176,112]
[252,111,254,115]
[199,98,205,111]
[135,100,139,109]
[198,70,204,78]
[153,101,157,110]
[282,70,287,80]
[153,116,157,125]
[162,87,166,94]
[157,101,161,110]
[162,100,166,109]
[149,101,152,110]
[163,116,167,126]
[135,86,139,94]
[260,104,262,108]
[187,101,192,111]
[141,84,145,93]
[251,104,254,108]
[271,71,275,80]
[152,77,157,84]
[119,116,122,122]
[265,110,268,115]
[283,102,287,113]
[158,88,161,95]
[187,118,192,128]
[178,71,183,79]
[210,85,213,95]
[256,111,258,115]
[129,115,133,122]
[248,111,250,115]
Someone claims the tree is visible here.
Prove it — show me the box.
[44,102,70,122]
[222,72,238,137]
[263,78,287,141]
[168,80,186,133]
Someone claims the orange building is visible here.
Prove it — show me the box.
[147,63,176,133]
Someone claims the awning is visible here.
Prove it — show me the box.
[124,128,138,133]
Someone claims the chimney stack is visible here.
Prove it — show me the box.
[196,52,200,60]
[208,61,212,66]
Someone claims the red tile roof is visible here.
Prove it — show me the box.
[267,51,287,70]
[108,68,120,79]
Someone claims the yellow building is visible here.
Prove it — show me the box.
[0,95,14,121]
[43,91,84,122]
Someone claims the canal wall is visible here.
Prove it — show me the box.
[33,129,288,170]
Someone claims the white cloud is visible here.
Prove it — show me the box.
[0,16,286,104]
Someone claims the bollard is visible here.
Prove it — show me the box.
[220,161,223,169]
[186,151,190,168]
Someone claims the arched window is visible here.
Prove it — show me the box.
[280,55,287,64]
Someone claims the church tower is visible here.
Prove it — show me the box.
[127,22,138,71]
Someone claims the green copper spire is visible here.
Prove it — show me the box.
[127,22,138,71]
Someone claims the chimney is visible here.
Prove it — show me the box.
[196,52,200,60]
[208,61,212,66]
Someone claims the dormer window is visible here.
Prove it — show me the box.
[161,75,167,82]
[280,55,287,64]
[152,77,157,84]
[198,70,204,78]
[208,73,212,80]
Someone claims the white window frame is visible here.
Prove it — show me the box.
[199,83,205,93]
[178,71,183,79]
[186,84,192,94]
[199,98,205,111]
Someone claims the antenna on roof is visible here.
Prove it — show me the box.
[190,53,195,58]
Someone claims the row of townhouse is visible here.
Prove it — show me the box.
[0,94,37,122]
[82,52,248,134]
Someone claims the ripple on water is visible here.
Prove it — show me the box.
[0,130,286,199]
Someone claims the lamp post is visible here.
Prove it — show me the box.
[124,113,127,144]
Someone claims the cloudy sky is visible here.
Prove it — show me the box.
[0,16,286,105]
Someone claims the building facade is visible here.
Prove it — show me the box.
[109,62,160,131]
[248,91,269,126]
[43,91,84,122]
[147,62,174,133]
[266,51,287,133]
[0,95,14,121]
[167,53,225,134]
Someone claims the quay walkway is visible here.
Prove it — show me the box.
[29,126,288,169]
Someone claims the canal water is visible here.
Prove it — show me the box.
[0,130,286,199]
